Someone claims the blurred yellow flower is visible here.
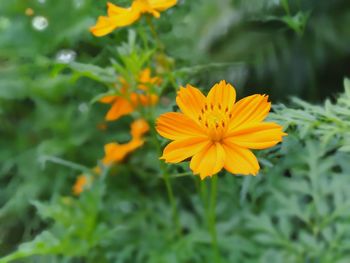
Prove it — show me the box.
[102,119,150,165]
[100,68,161,121]
[90,0,177,37]
[156,80,287,179]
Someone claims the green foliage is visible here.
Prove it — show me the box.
[165,0,350,100]
[241,79,350,262]
[0,175,112,262]
[2,80,350,262]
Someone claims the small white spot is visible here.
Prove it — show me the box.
[78,103,89,113]
[56,49,77,64]
[32,16,48,31]
[74,0,84,8]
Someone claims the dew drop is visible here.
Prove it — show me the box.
[78,103,89,113]
[55,49,77,64]
[32,16,48,31]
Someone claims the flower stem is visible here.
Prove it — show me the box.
[160,160,181,235]
[146,17,164,51]
[209,175,220,262]
[148,109,180,236]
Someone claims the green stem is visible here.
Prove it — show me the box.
[281,0,290,15]
[146,17,164,51]
[200,179,208,212]
[209,175,220,262]
[161,160,180,234]
[148,107,180,236]
[39,155,91,174]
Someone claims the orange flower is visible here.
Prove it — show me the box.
[72,167,101,195]
[102,119,150,165]
[100,68,161,121]
[156,80,287,179]
[72,175,90,195]
[131,117,151,138]
[90,0,177,37]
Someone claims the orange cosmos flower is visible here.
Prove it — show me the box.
[90,0,177,37]
[100,68,161,121]
[102,119,150,165]
[156,80,287,179]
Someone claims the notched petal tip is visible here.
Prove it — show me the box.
[176,84,206,120]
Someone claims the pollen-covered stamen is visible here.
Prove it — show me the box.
[197,102,232,141]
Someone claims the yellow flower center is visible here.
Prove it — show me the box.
[198,102,232,142]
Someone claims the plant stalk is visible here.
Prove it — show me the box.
[209,175,220,262]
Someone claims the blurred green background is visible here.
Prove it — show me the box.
[1,0,350,262]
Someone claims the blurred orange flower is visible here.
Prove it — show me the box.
[73,175,90,195]
[156,80,287,179]
[100,68,161,121]
[102,119,150,165]
[90,0,177,37]
[25,8,34,16]
[72,167,101,196]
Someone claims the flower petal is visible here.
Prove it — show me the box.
[105,97,134,121]
[156,112,205,140]
[107,2,129,16]
[190,142,226,179]
[90,4,140,37]
[108,8,141,27]
[137,94,159,106]
[131,119,150,139]
[207,80,236,112]
[102,139,144,165]
[161,137,210,163]
[100,95,118,104]
[222,140,259,175]
[229,94,271,130]
[225,122,286,149]
[149,0,177,11]
[90,16,117,37]
[138,68,151,84]
[176,84,206,121]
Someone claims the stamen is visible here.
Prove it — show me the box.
[218,104,222,110]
